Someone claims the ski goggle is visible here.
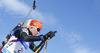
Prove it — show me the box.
[32,23,40,32]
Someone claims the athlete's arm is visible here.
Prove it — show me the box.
[21,32,42,42]
[29,41,45,53]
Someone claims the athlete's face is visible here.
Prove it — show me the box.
[30,26,39,36]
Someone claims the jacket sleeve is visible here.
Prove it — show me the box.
[29,41,45,53]
[20,32,42,42]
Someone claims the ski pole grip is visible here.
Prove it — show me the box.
[34,0,35,5]
[33,0,36,9]
[20,22,24,27]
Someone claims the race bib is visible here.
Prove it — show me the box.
[1,36,28,53]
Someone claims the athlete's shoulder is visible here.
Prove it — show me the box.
[22,27,29,34]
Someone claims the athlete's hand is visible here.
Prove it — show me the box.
[43,31,57,40]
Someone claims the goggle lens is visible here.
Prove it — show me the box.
[37,28,40,32]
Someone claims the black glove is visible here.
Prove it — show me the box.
[43,31,57,40]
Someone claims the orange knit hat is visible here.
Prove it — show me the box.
[30,20,42,30]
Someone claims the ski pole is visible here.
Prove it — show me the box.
[7,0,36,35]
[21,0,36,26]
[6,0,36,39]
[44,31,57,53]
[34,38,50,53]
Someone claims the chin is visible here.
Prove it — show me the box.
[32,34,35,36]
[33,34,36,36]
